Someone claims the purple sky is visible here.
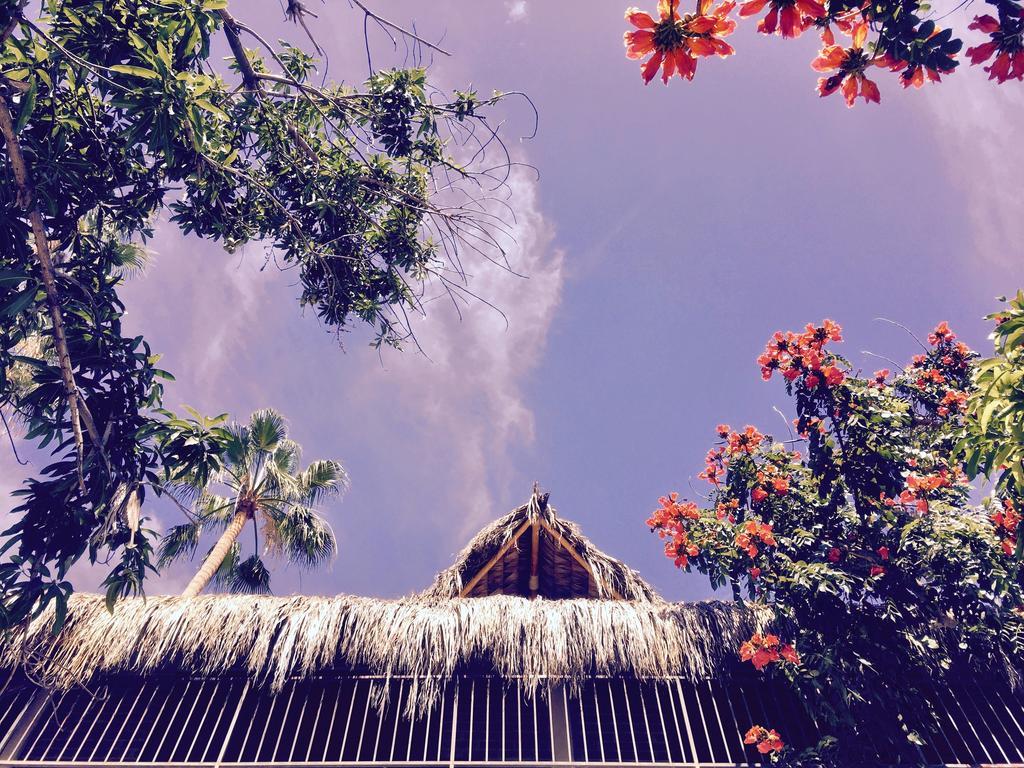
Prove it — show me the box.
[2,1,1022,602]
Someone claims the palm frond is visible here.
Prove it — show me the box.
[299,460,348,507]
[278,506,337,568]
[195,492,236,527]
[228,555,272,595]
[248,409,287,453]
[157,523,203,568]
[222,424,252,469]
[210,542,242,589]
[273,439,301,475]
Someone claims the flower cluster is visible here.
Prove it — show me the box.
[740,632,800,670]
[992,498,1021,556]
[625,0,737,84]
[622,0,999,104]
[648,493,703,567]
[751,464,790,502]
[966,13,1024,82]
[882,470,952,514]
[813,21,882,106]
[736,519,776,557]
[744,726,784,754]
[739,0,825,37]
[757,319,844,384]
[906,322,974,413]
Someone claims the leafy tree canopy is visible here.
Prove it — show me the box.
[647,318,1023,764]
[0,0,522,631]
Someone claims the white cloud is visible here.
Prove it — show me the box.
[922,61,1024,267]
[506,1,528,22]
[351,168,564,540]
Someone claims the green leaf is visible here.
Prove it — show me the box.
[14,78,37,134]
[110,65,161,80]
[0,286,38,317]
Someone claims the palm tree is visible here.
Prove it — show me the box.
[159,409,346,597]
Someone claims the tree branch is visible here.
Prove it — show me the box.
[0,87,105,489]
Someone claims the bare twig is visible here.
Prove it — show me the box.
[348,0,451,56]
[874,317,929,352]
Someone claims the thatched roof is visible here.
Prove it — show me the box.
[3,491,770,711]
[4,593,771,709]
[423,490,661,602]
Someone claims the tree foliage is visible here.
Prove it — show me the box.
[1,0,519,631]
[647,319,1024,763]
[961,291,1024,500]
[623,0,1021,105]
[160,408,345,597]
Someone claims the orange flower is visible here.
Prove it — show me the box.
[739,0,824,38]
[745,725,785,753]
[625,0,735,84]
[813,22,882,107]
[965,15,1024,83]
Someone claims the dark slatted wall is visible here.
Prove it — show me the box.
[2,673,1023,766]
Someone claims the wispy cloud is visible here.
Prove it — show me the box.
[349,169,564,540]
[922,64,1024,268]
[506,1,529,22]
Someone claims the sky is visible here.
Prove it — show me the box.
[2,0,1022,602]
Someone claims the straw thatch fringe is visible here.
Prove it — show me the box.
[422,495,661,602]
[3,594,773,711]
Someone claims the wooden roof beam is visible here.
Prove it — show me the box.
[458,519,532,597]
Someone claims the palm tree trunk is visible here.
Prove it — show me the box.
[181,508,249,598]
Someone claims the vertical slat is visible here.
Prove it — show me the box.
[180,679,221,762]
[592,681,607,762]
[138,684,186,761]
[198,680,239,763]
[651,679,672,762]
[501,681,507,762]
[939,683,993,764]
[269,683,297,762]
[112,682,160,762]
[69,686,116,762]
[371,681,388,762]
[517,680,524,761]
[467,677,476,762]
[532,682,540,761]
[334,678,357,761]
[55,688,102,761]
[436,680,448,764]
[621,678,640,761]
[2,688,48,761]
[304,682,328,763]
[605,679,623,762]
[485,677,491,762]
[287,680,312,762]
[660,680,687,764]
[990,683,1024,758]
[703,681,734,765]
[688,680,717,763]
[634,680,655,762]
[213,680,250,767]
[388,678,405,762]
[252,684,284,762]
[92,681,143,761]
[448,679,460,768]
[576,682,590,763]
[149,680,193,761]
[718,680,753,766]
[959,680,1012,764]
[673,678,702,767]
[166,679,206,760]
